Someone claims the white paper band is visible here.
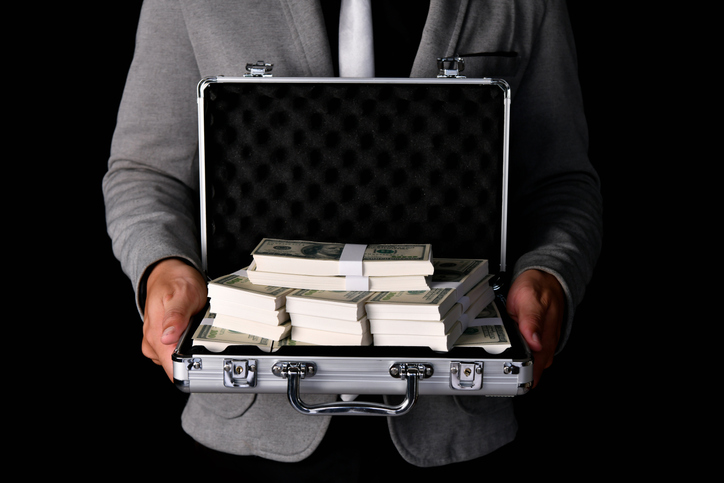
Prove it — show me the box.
[457,295,471,313]
[339,243,367,276]
[345,275,370,291]
[429,280,461,298]
[429,281,461,290]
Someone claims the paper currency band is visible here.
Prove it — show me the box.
[429,281,461,289]
[429,280,462,298]
[339,243,367,276]
[344,275,370,291]
[457,295,471,313]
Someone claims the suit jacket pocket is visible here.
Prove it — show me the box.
[190,392,257,419]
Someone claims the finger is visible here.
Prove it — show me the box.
[507,282,545,352]
[142,314,181,380]
[513,308,550,388]
[142,261,208,380]
[506,270,565,387]
[146,297,198,380]
[513,301,545,353]
[141,337,160,365]
[159,306,193,345]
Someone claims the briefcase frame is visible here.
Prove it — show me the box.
[173,59,533,416]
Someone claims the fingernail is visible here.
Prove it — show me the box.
[163,326,175,338]
[532,332,541,346]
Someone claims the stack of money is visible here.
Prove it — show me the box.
[200,241,503,351]
[453,301,512,354]
[246,238,434,292]
[206,271,295,341]
[367,259,494,351]
[191,314,275,352]
[285,289,374,346]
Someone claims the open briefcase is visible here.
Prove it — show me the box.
[173,58,533,415]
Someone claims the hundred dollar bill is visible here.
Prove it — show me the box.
[429,258,489,299]
[250,238,434,277]
[208,271,294,311]
[272,337,316,350]
[192,318,274,352]
[291,326,373,346]
[245,263,430,292]
[369,279,495,336]
[453,325,511,353]
[210,297,289,325]
[365,288,456,320]
[290,312,370,335]
[285,289,373,321]
[454,302,511,353]
[365,275,493,321]
[373,320,464,352]
[212,313,292,341]
[471,301,503,321]
[457,324,509,344]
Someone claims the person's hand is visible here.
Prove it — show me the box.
[142,258,208,381]
[506,269,565,388]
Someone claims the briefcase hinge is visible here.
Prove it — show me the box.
[389,363,434,380]
[450,361,484,390]
[186,358,203,371]
[437,56,466,78]
[223,359,257,388]
[245,60,274,77]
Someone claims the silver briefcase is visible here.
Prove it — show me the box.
[173,58,532,416]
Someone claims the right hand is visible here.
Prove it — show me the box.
[142,258,208,380]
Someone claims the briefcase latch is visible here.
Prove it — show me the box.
[272,361,317,379]
[389,363,434,380]
[449,362,484,390]
[223,359,257,388]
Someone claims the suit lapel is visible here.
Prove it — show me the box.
[411,0,469,77]
[278,0,334,76]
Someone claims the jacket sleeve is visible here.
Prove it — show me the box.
[507,1,603,351]
[102,0,203,314]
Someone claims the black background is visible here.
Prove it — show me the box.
[16,1,670,477]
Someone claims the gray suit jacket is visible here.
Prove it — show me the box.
[103,0,602,466]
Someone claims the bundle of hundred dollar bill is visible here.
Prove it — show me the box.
[204,271,295,342]
[285,290,374,346]
[191,314,276,353]
[368,259,496,351]
[246,238,434,291]
[191,238,512,353]
[454,301,512,354]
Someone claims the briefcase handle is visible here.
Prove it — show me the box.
[277,362,427,416]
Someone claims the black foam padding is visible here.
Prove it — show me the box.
[203,80,505,279]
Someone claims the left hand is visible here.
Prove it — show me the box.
[506,269,565,388]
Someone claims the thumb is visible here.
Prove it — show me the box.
[147,260,208,346]
[509,296,545,352]
[159,304,195,345]
[157,282,208,346]
[506,269,564,354]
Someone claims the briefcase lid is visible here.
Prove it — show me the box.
[197,69,511,281]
